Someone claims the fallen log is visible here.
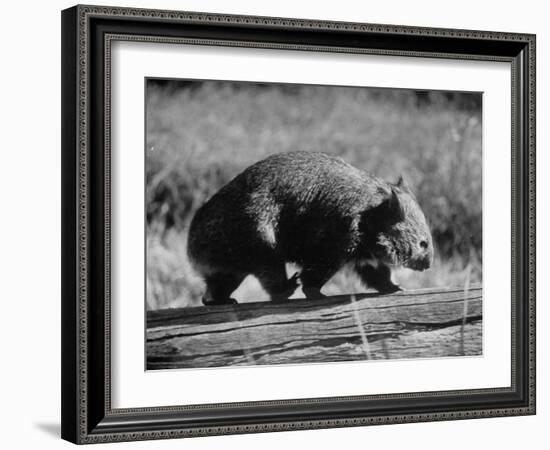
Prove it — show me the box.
[146,285,482,369]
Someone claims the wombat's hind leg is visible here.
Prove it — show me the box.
[202,272,245,305]
[355,262,401,294]
[300,265,338,300]
[255,264,300,302]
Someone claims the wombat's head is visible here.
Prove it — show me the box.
[363,177,433,271]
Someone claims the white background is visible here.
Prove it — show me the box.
[0,0,546,449]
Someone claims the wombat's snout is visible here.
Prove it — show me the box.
[407,256,431,271]
[406,239,433,271]
[412,257,431,271]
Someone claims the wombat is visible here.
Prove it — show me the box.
[188,152,433,305]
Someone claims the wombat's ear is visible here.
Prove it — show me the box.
[395,175,412,194]
[386,186,406,222]
[360,187,405,232]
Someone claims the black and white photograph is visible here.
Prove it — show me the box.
[145,79,483,370]
[54,2,537,445]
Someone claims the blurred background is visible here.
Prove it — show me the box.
[146,79,482,310]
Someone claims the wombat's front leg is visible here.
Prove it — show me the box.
[355,262,401,294]
[202,272,245,305]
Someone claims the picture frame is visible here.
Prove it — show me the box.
[61,4,536,444]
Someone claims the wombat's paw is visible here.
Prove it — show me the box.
[282,272,301,297]
[202,297,238,306]
[302,287,326,299]
[288,272,300,289]
[271,273,300,302]
[377,284,402,295]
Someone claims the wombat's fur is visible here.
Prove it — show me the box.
[188,152,433,305]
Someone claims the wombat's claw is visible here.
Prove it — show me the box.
[272,273,301,302]
[288,272,300,288]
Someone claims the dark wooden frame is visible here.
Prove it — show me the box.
[61,4,536,444]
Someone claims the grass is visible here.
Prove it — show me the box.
[146,80,482,310]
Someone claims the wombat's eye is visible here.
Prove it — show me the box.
[420,240,428,249]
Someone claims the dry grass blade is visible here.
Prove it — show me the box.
[350,294,372,360]
[460,264,472,355]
